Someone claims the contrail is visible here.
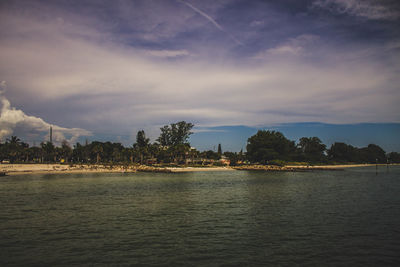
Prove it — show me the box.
[178,0,243,46]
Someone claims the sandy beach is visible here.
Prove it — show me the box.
[0,164,235,176]
[1,163,394,176]
[0,164,136,176]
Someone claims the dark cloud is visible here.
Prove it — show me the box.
[312,0,400,21]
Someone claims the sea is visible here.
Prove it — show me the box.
[1,166,399,266]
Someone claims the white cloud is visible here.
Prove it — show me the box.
[255,34,320,57]
[0,90,92,144]
[145,49,190,58]
[250,20,265,27]
[312,0,400,20]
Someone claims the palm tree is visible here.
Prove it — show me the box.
[60,140,72,163]
[6,136,22,163]
[92,144,103,164]
[7,136,21,146]
[41,142,55,162]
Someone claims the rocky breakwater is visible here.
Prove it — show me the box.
[136,165,173,173]
[234,165,343,172]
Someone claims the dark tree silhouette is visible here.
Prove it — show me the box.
[246,130,296,164]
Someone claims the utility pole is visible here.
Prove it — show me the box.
[50,126,53,144]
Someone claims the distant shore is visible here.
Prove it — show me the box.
[1,163,397,176]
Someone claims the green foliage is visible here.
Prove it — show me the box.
[132,130,151,164]
[358,144,386,163]
[223,151,245,166]
[156,121,194,163]
[59,140,72,163]
[388,152,400,163]
[157,125,171,146]
[328,142,357,163]
[298,137,327,163]
[213,161,225,166]
[91,143,103,163]
[201,150,220,160]
[328,142,386,163]
[135,130,150,149]
[268,159,286,166]
[0,125,397,166]
[246,130,296,164]
[0,136,28,163]
[223,151,237,166]
[41,141,55,162]
[157,121,194,146]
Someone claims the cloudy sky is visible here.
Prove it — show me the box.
[0,0,399,151]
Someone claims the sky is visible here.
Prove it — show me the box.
[0,0,399,151]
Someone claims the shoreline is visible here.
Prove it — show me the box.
[0,163,397,176]
[0,164,235,176]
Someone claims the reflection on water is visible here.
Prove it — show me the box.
[1,167,400,266]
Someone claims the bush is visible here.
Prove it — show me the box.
[268,159,286,166]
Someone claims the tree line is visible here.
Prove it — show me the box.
[246,130,400,165]
[0,121,224,165]
[1,123,399,165]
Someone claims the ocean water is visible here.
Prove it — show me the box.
[1,166,399,266]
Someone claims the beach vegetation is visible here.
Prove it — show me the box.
[0,121,398,166]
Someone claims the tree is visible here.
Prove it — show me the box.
[172,143,191,164]
[327,142,358,163]
[148,143,160,161]
[171,121,194,145]
[156,121,194,163]
[298,137,326,163]
[134,130,150,164]
[201,150,220,160]
[73,142,86,163]
[388,152,400,163]
[358,144,386,163]
[7,136,21,146]
[327,143,386,164]
[223,151,239,166]
[91,143,103,164]
[217,144,222,156]
[157,125,172,146]
[157,121,194,146]
[246,130,296,164]
[60,140,72,163]
[41,141,55,162]
[5,136,23,163]
[30,146,43,163]
[112,147,122,162]
[136,130,150,148]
